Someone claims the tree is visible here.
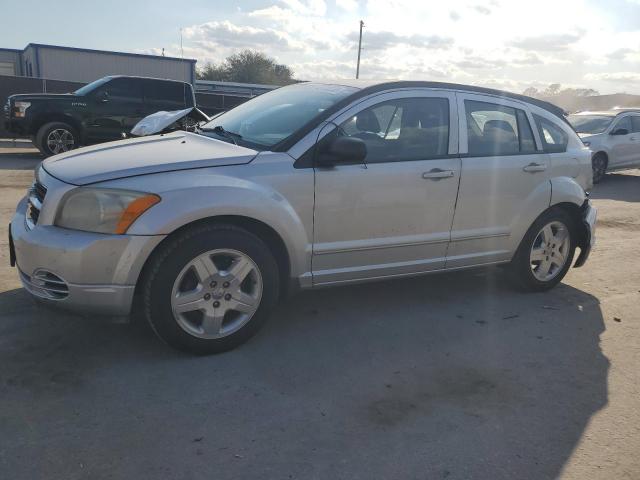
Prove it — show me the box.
[522,87,540,98]
[196,50,295,85]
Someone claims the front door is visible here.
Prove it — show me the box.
[312,90,461,285]
[447,93,551,268]
[86,77,145,143]
[609,115,636,168]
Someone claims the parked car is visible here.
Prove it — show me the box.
[9,80,597,354]
[3,75,195,157]
[568,108,640,183]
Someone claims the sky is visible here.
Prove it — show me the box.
[2,0,640,94]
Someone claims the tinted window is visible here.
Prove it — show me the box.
[145,81,192,109]
[533,114,569,153]
[334,97,450,163]
[613,116,632,134]
[632,116,640,133]
[465,101,535,156]
[99,78,143,103]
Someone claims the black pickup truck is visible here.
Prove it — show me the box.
[4,75,195,156]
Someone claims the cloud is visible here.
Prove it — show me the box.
[509,33,583,52]
[449,10,461,21]
[585,72,640,83]
[183,20,306,52]
[335,0,359,11]
[473,5,492,14]
[606,48,635,60]
[347,30,454,51]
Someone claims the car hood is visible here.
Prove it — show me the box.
[42,131,258,185]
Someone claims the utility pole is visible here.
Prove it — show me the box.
[356,20,364,79]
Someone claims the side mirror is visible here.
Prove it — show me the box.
[316,136,367,167]
[96,90,109,103]
[610,128,629,136]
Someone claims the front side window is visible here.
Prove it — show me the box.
[335,97,450,163]
[533,114,569,153]
[631,115,640,133]
[613,116,632,134]
[465,100,536,156]
[98,78,143,103]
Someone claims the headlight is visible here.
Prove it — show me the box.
[55,188,160,234]
[13,101,31,118]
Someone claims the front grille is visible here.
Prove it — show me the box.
[25,181,47,230]
[3,100,10,120]
[19,269,69,300]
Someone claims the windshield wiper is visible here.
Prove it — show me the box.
[201,125,242,145]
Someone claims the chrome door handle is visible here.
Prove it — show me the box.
[631,136,637,141]
[523,162,547,173]
[422,168,455,180]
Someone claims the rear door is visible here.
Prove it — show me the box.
[86,77,145,142]
[312,89,461,285]
[447,93,550,268]
[629,114,640,167]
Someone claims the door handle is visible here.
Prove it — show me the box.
[422,168,455,180]
[631,136,637,141]
[523,162,547,173]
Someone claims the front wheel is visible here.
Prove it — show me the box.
[141,224,280,354]
[35,122,78,157]
[510,209,576,292]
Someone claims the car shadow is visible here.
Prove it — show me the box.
[0,268,608,480]
[591,170,640,202]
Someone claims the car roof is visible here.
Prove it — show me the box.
[308,79,568,122]
[105,75,189,85]
[571,109,640,116]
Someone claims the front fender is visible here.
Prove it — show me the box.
[109,163,314,280]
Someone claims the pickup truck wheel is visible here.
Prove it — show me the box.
[511,208,576,292]
[592,153,607,184]
[142,224,279,355]
[35,122,78,157]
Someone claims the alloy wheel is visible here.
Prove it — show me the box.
[46,128,75,154]
[530,221,571,282]
[170,249,263,339]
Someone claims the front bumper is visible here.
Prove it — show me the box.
[10,198,165,316]
[573,199,597,268]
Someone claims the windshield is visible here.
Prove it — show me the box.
[202,83,358,149]
[568,114,614,134]
[74,77,111,96]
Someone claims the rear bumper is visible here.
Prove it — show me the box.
[573,199,597,268]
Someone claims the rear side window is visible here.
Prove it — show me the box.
[465,101,536,156]
[533,114,569,153]
[632,116,640,133]
[145,81,193,109]
[336,97,450,163]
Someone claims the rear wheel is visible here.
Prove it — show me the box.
[35,122,78,157]
[142,224,280,354]
[511,208,576,291]
[592,153,607,184]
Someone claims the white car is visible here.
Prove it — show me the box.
[568,109,640,183]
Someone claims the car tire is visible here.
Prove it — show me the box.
[35,122,79,157]
[592,153,607,184]
[141,223,280,355]
[510,208,577,292]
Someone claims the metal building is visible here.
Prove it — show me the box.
[0,43,196,84]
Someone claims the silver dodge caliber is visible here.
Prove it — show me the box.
[9,81,597,354]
